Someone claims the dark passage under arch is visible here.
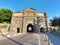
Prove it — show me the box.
[27,24,33,32]
[17,28,20,33]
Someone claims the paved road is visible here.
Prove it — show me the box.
[0,33,40,45]
[48,33,60,45]
[0,33,50,45]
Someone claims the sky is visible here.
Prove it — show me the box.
[0,0,60,21]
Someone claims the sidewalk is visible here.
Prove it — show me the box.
[39,33,48,45]
[39,33,53,45]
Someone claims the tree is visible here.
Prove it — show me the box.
[50,16,60,26]
[0,8,12,23]
[58,17,60,26]
[15,11,20,13]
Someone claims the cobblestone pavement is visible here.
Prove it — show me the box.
[0,33,49,45]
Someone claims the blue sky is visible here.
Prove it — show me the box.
[0,0,60,21]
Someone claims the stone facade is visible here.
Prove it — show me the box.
[10,8,49,33]
[0,23,9,34]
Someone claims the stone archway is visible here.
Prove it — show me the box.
[27,24,33,32]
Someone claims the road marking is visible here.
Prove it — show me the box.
[37,34,41,45]
[14,34,17,36]
[33,33,41,45]
[6,33,26,38]
[7,35,10,37]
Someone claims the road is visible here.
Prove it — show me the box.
[1,33,59,45]
[48,33,60,45]
[0,33,41,45]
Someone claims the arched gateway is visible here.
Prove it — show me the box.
[27,24,33,32]
[10,8,49,33]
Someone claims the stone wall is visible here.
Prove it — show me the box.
[0,23,10,34]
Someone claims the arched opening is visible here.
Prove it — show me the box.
[27,24,33,32]
[40,27,44,32]
[17,28,20,33]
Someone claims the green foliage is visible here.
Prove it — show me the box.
[15,11,20,13]
[0,8,12,23]
[57,26,60,31]
[50,16,60,26]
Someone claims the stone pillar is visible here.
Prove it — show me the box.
[44,13,48,32]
